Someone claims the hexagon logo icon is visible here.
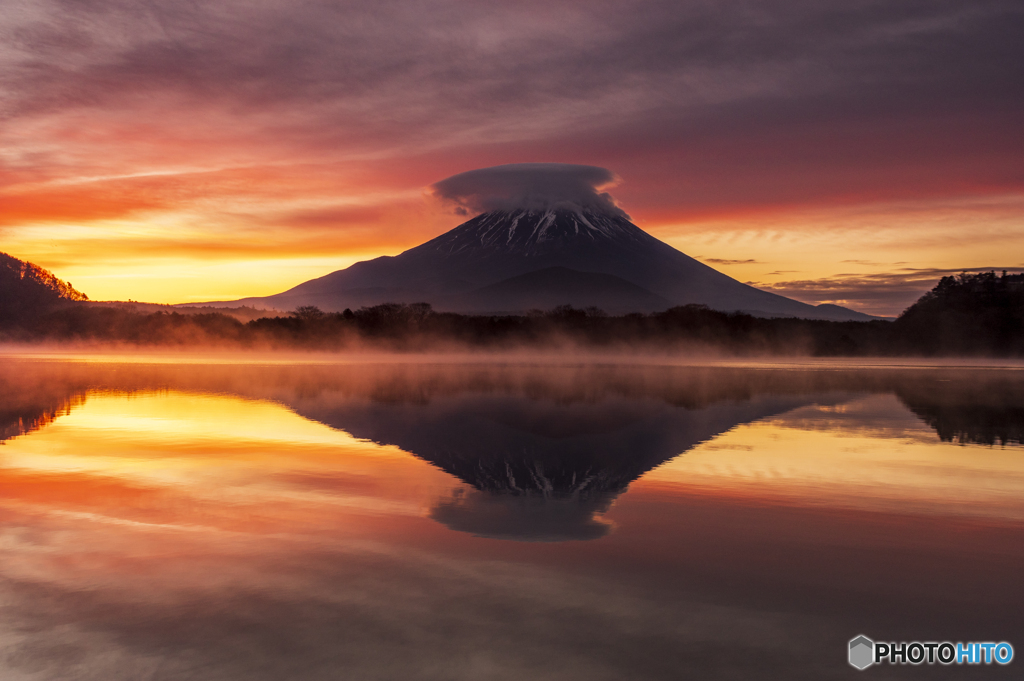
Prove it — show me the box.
[849,635,874,670]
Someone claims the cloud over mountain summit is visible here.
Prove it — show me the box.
[431,163,628,218]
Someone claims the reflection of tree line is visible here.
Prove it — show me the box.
[896,383,1024,446]
[2,362,1020,540]
[0,396,86,442]
[2,363,1023,448]
[0,370,89,443]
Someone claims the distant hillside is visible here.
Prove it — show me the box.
[895,271,1024,355]
[0,252,88,320]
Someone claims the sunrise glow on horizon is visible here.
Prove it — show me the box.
[3,1,1022,316]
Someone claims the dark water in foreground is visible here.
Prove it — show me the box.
[0,357,1022,680]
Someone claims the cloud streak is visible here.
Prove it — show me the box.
[1,0,1022,301]
[4,1,1021,181]
[703,258,761,266]
[754,267,1024,316]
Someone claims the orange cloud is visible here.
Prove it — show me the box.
[2,1,1021,305]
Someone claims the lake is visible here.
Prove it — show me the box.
[0,355,1021,679]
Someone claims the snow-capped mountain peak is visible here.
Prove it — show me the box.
[422,208,654,258]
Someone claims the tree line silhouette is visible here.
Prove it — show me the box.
[2,268,1022,356]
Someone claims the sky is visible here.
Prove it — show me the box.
[1,0,1022,316]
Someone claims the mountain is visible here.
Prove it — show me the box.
[202,208,876,320]
[280,365,820,540]
[463,266,673,314]
[0,251,88,320]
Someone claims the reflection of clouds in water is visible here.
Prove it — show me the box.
[761,394,940,444]
[0,523,830,681]
[2,362,1024,678]
[648,396,1024,522]
[430,488,614,542]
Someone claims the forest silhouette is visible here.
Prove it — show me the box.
[1,252,1022,356]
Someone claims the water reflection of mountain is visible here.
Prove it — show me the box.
[3,361,1023,539]
[292,390,815,540]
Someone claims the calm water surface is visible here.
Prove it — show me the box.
[0,358,1022,680]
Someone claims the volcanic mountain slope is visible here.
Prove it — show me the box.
[212,208,874,319]
[206,160,878,320]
